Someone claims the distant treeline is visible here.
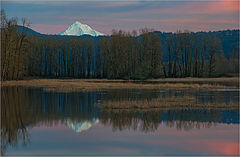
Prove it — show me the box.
[1,11,239,80]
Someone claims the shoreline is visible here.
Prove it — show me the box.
[1,77,239,92]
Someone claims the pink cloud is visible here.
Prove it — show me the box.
[58,16,88,21]
[118,16,238,32]
[91,1,140,8]
[104,0,239,33]
[58,17,107,28]
[143,0,239,15]
[119,17,237,24]
[30,0,239,35]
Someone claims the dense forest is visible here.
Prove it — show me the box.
[1,11,239,80]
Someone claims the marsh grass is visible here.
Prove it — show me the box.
[147,77,239,82]
[96,96,239,110]
[1,78,238,92]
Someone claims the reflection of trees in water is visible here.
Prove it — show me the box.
[1,87,34,155]
[102,89,161,101]
[165,120,216,131]
[100,110,162,132]
[31,90,99,120]
[164,108,220,131]
[1,87,238,155]
[99,109,225,132]
[1,87,99,155]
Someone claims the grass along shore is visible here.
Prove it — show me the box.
[1,77,239,92]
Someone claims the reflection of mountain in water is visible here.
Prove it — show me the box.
[1,87,239,155]
[66,119,99,133]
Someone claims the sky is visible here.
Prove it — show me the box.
[1,0,239,35]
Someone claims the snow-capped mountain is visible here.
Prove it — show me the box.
[65,118,99,133]
[58,21,104,36]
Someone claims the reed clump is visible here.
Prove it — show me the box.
[96,96,239,110]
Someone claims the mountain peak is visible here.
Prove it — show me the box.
[74,21,81,24]
[72,21,85,26]
[58,21,104,36]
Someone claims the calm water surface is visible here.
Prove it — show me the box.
[1,87,239,156]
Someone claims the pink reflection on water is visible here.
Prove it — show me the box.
[100,123,239,155]
[186,139,239,156]
[32,121,239,156]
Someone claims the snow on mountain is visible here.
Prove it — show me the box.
[65,118,99,133]
[58,21,104,36]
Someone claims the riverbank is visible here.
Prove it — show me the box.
[1,77,239,92]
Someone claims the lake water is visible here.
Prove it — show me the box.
[1,87,239,156]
